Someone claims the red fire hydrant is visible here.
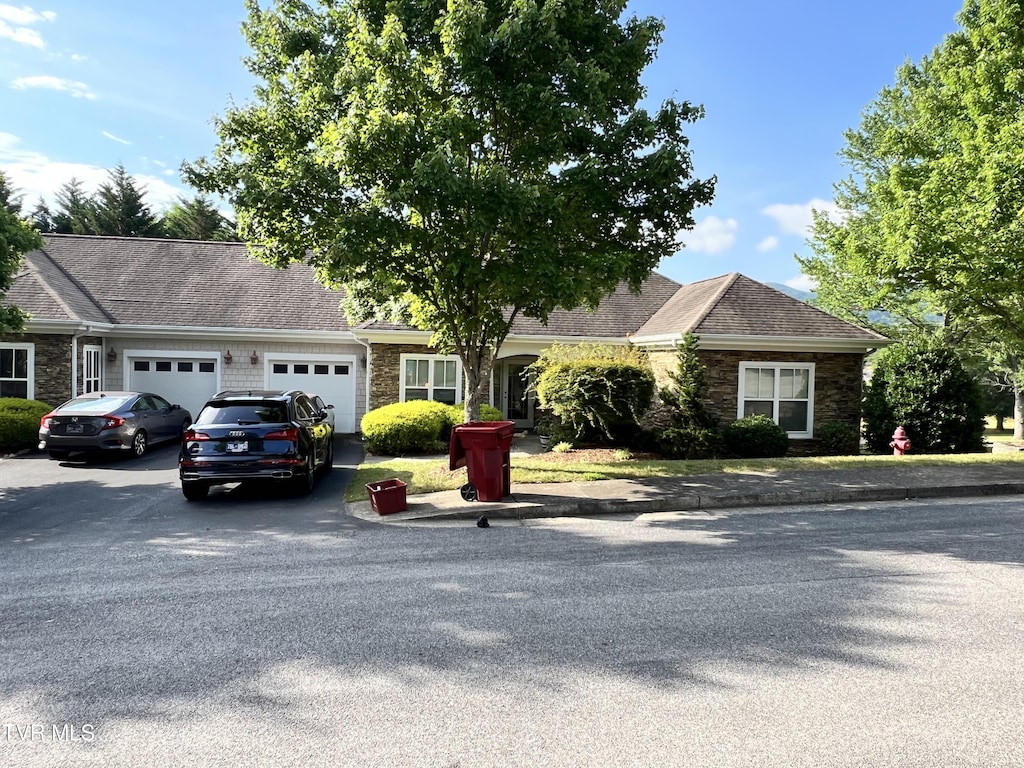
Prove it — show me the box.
[890,426,911,456]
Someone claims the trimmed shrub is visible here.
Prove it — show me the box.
[444,403,503,427]
[863,334,985,454]
[657,425,722,460]
[362,401,507,455]
[360,400,450,455]
[529,343,653,445]
[722,414,789,458]
[0,398,52,452]
[817,421,860,456]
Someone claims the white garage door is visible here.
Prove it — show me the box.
[128,357,219,421]
[267,357,357,433]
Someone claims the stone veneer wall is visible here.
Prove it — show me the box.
[647,349,866,456]
[4,332,71,406]
[369,343,438,411]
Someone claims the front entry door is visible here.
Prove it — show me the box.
[505,363,534,428]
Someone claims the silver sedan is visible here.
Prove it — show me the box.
[38,391,193,460]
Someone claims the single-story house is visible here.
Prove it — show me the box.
[5,234,888,451]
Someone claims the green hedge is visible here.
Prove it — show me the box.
[361,401,506,455]
[0,398,53,453]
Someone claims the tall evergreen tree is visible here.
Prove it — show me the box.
[162,196,237,241]
[53,178,97,235]
[0,171,23,216]
[89,164,162,237]
[29,197,55,233]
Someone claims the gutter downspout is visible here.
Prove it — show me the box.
[353,334,372,429]
[70,326,88,399]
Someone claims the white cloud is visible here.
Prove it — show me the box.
[0,20,41,47]
[11,74,95,99]
[0,132,186,212]
[69,52,87,62]
[0,4,55,48]
[102,131,131,145]
[0,4,54,25]
[678,215,738,254]
[761,198,845,237]
[756,236,778,252]
[785,274,817,293]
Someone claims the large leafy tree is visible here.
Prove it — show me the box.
[800,0,1024,436]
[88,164,163,237]
[185,0,714,419]
[0,198,42,336]
[162,195,238,241]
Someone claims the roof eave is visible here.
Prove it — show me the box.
[629,333,892,353]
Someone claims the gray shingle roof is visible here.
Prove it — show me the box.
[356,273,683,337]
[14,234,350,332]
[636,273,886,341]
[12,236,882,346]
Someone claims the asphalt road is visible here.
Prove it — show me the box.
[2,441,1023,767]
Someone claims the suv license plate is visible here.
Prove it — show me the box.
[227,441,248,453]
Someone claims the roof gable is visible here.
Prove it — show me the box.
[636,273,885,342]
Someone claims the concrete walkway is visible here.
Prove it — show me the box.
[348,436,1024,523]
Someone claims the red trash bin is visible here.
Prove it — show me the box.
[449,421,516,502]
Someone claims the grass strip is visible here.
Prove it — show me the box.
[346,450,1024,503]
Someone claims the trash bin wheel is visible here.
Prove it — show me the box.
[460,483,478,502]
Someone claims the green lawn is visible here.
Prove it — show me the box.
[346,450,1024,502]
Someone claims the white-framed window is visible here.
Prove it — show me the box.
[83,345,102,393]
[738,362,815,438]
[0,343,33,399]
[400,354,461,405]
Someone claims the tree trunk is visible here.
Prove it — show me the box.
[461,347,494,423]
[996,414,1005,431]
[1015,383,1024,441]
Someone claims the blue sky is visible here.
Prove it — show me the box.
[0,0,965,289]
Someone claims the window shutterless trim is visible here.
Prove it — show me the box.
[737,361,815,439]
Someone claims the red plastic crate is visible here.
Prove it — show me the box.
[365,478,408,515]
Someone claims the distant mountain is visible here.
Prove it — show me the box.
[766,282,815,302]
[765,281,943,328]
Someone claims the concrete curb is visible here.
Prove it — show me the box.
[348,480,1024,523]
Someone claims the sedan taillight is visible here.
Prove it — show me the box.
[40,412,56,430]
[100,416,125,431]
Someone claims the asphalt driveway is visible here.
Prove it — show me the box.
[2,443,1023,766]
[0,436,367,542]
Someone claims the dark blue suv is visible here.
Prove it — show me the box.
[179,390,333,501]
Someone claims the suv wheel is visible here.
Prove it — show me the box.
[323,438,334,474]
[182,482,209,501]
[295,454,315,496]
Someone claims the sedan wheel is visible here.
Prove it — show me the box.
[131,430,147,458]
